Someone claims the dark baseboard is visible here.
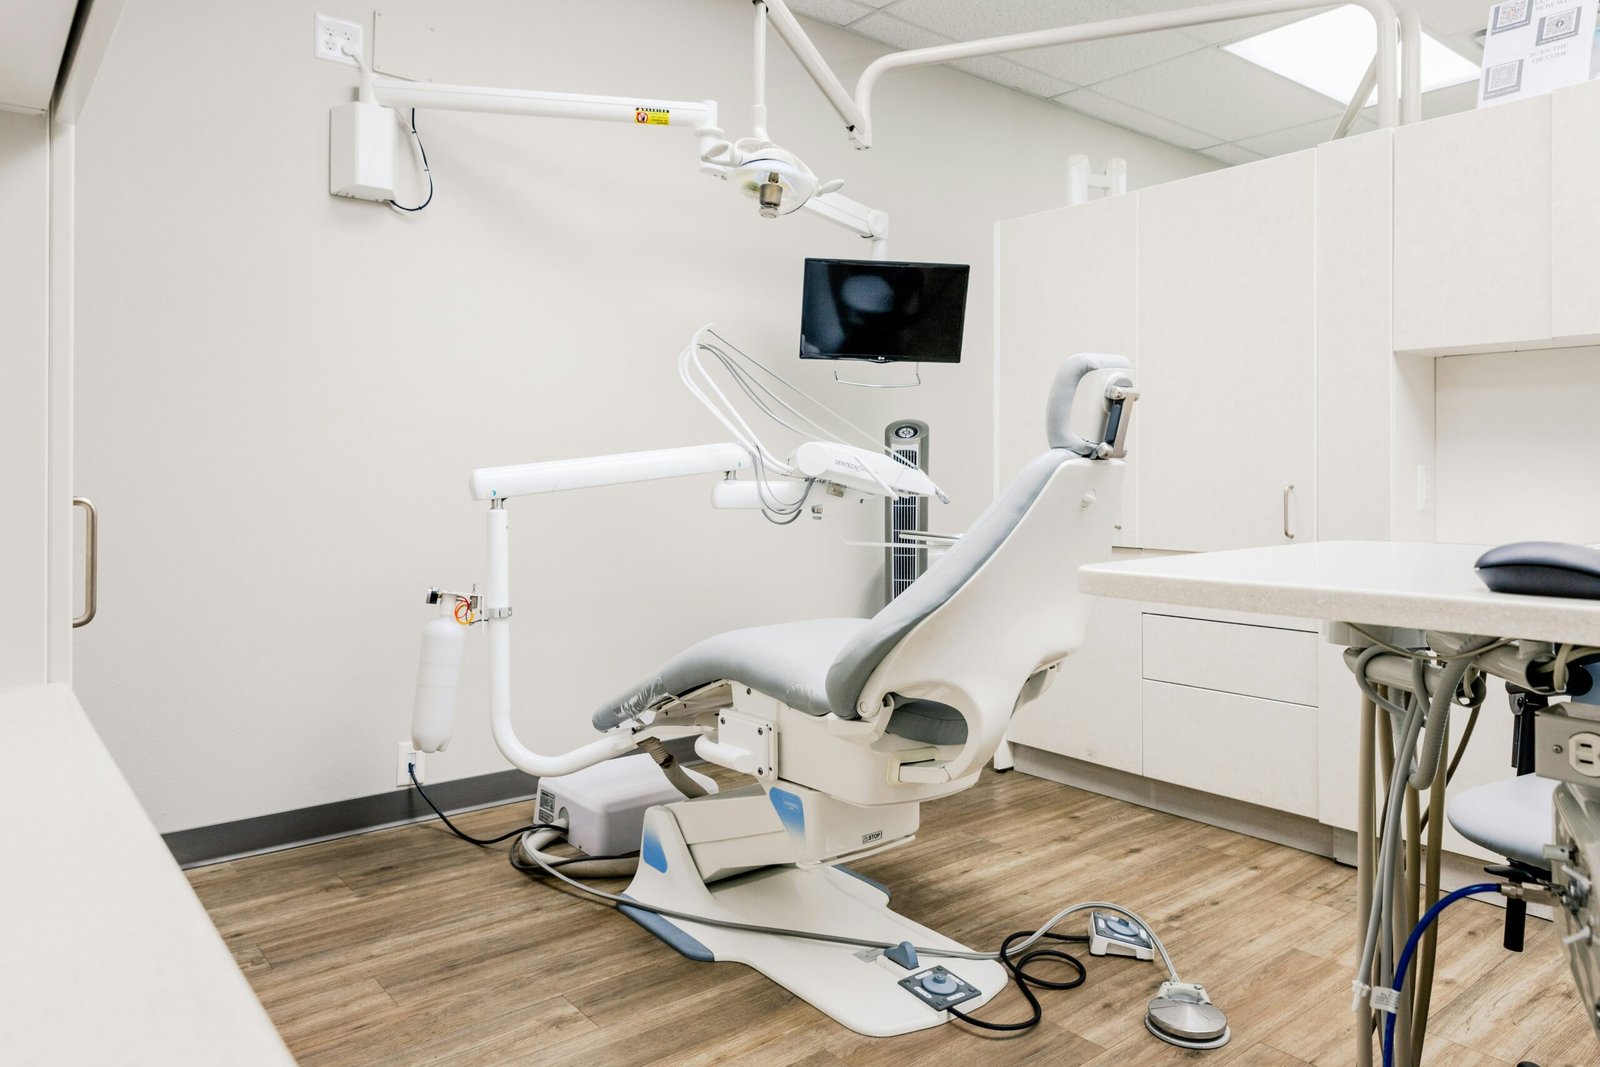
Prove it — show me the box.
[164,739,700,869]
[164,767,540,868]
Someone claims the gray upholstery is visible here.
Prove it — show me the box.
[593,618,864,729]
[589,351,1130,747]
[1446,774,1558,868]
[590,616,972,746]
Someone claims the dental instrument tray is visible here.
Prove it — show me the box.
[1475,541,1600,599]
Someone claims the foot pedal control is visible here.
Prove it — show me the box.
[1089,910,1155,961]
[898,965,981,1011]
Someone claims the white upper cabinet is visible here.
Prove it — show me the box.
[1552,78,1600,342]
[1135,152,1317,552]
[1393,94,1553,354]
[995,194,1139,546]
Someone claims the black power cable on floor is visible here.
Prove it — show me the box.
[946,929,1092,1034]
[406,762,559,847]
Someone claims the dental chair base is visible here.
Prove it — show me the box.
[614,792,1007,1037]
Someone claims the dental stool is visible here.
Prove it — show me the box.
[581,354,1136,1036]
[1446,689,1557,952]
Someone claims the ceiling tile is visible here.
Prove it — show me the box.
[1200,142,1265,165]
[1235,114,1375,156]
[953,57,1078,97]
[783,0,876,24]
[885,0,1207,86]
[1011,30,1210,85]
[1118,0,1312,45]
[849,11,950,50]
[1055,88,1219,150]
[849,15,1078,100]
[1407,0,1495,36]
[885,0,1134,40]
[1354,78,1479,123]
[1092,48,1343,141]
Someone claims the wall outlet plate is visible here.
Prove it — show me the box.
[315,14,363,66]
[397,742,425,787]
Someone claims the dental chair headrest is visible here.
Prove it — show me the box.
[1045,352,1133,456]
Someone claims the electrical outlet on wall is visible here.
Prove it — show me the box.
[1416,465,1434,511]
[315,15,364,66]
[397,742,426,787]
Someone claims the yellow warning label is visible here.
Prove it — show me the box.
[633,107,671,126]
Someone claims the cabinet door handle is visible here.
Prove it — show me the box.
[1282,484,1295,540]
[73,497,98,628]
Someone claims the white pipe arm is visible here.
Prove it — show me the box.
[800,190,889,246]
[762,0,1403,149]
[371,78,718,129]
[1398,5,1421,125]
[1333,5,1420,139]
[470,443,751,501]
[483,504,643,778]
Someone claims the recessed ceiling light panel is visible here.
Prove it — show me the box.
[1224,4,1479,105]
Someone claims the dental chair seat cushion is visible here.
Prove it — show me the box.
[1446,773,1558,869]
[590,617,969,746]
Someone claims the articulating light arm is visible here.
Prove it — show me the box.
[760,0,1406,149]
[345,71,890,245]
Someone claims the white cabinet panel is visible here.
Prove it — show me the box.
[0,113,50,687]
[1315,130,1411,542]
[1007,591,1141,774]
[996,195,1139,545]
[1435,346,1600,545]
[1552,78,1600,341]
[1393,94,1552,354]
[1135,151,1316,552]
[1142,680,1319,817]
[1142,613,1318,707]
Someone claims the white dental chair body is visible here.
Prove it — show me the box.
[588,354,1135,1036]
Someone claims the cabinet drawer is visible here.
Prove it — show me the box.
[1142,680,1318,817]
[1142,614,1317,706]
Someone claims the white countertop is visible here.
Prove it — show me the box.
[0,684,294,1066]
[1079,540,1600,646]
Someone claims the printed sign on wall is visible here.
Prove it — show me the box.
[1479,0,1598,106]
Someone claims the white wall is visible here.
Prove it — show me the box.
[1436,347,1600,545]
[72,0,1214,832]
[0,112,50,687]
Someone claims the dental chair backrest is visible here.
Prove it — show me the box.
[826,354,1133,782]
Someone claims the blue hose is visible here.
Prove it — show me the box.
[1381,883,1501,1067]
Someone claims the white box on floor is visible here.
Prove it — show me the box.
[534,755,717,857]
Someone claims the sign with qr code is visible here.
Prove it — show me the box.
[1479,0,1597,107]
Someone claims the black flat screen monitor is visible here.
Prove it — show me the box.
[799,258,969,364]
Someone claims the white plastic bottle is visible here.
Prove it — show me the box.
[412,616,465,752]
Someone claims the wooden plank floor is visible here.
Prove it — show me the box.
[189,769,1597,1066]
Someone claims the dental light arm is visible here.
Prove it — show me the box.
[336,57,890,250]
[759,0,1404,148]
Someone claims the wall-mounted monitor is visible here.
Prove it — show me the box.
[799,258,969,364]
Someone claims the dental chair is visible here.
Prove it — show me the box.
[570,353,1134,1036]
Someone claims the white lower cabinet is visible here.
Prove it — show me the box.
[1138,612,1320,818]
[1141,681,1320,819]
